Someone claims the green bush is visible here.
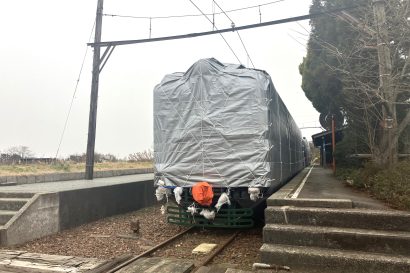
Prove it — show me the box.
[337,160,410,210]
[336,162,382,189]
[370,160,410,210]
[335,167,360,186]
[334,128,369,168]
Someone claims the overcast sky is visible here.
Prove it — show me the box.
[0,0,321,159]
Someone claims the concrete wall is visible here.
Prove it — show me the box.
[0,193,60,246]
[0,168,153,185]
[0,179,155,246]
[59,179,155,230]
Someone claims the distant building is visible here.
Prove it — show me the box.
[0,154,53,164]
[312,129,344,167]
[0,153,22,164]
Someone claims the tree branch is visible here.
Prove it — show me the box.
[401,48,410,77]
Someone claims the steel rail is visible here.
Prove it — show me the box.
[192,231,240,272]
[105,226,195,273]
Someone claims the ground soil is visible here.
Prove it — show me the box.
[3,204,262,270]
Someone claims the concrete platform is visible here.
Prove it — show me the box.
[0,174,155,246]
[0,173,153,193]
[297,167,389,209]
[0,168,154,185]
[268,197,353,208]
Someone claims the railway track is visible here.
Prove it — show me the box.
[8,204,262,272]
[103,227,241,273]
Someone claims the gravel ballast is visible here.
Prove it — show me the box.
[2,204,263,270]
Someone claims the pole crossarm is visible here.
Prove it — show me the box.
[88,5,361,48]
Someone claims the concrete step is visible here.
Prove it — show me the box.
[260,243,410,273]
[0,198,30,211]
[263,224,410,256]
[0,192,34,199]
[267,198,353,208]
[265,206,410,231]
[0,210,16,225]
[0,182,17,186]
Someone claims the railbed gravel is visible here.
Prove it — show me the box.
[3,204,263,270]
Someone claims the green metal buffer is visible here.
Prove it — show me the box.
[166,190,254,228]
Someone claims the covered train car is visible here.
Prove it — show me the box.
[153,58,305,227]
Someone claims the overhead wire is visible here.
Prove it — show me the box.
[286,22,312,51]
[212,0,255,68]
[212,0,235,24]
[236,32,255,68]
[90,4,363,47]
[55,21,96,159]
[188,0,242,65]
[102,0,286,20]
[211,1,216,30]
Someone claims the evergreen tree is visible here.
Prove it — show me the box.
[300,0,410,167]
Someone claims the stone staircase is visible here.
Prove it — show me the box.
[0,192,34,228]
[260,198,410,273]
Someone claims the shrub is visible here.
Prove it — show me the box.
[369,160,410,210]
[336,162,382,189]
[334,128,369,168]
[338,160,410,210]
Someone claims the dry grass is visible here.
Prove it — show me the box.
[0,161,153,176]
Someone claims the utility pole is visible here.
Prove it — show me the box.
[85,0,104,179]
[322,136,326,168]
[372,0,396,166]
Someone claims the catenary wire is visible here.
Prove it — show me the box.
[212,0,255,68]
[89,4,363,47]
[212,0,235,24]
[236,32,255,68]
[103,0,286,20]
[55,21,96,159]
[189,0,242,65]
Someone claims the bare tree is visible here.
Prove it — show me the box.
[308,0,410,167]
[128,149,154,162]
[6,146,34,158]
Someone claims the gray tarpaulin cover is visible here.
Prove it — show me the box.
[154,58,303,188]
